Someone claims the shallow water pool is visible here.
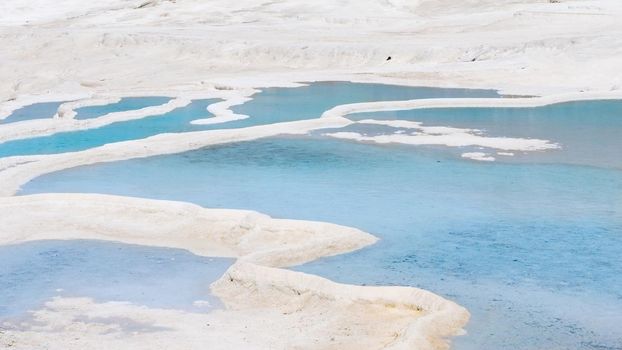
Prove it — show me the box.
[348,99,622,169]
[233,81,499,124]
[0,240,233,320]
[74,96,172,120]
[1,101,66,124]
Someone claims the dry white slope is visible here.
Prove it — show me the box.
[1,0,621,103]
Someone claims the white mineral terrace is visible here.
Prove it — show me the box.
[1,0,622,349]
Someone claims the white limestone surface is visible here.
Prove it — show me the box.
[2,0,622,101]
[2,2,622,349]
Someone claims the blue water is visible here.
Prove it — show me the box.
[232,81,499,124]
[74,96,172,120]
[348,99,622,170]
[0,240,233,320]
[0,99,218,157]
[9,84,621,349]
[1,101,66,123]
[0,82,497,159]
[20,134,622,350]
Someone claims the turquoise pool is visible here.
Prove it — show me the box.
[0,99,219,157]
[7,84,621,349]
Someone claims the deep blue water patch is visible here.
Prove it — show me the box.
[74,96,172,120]
[2,101,66,124]
[0,240,233,320]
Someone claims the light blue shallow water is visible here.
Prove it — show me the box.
[348,99,622,170]
[232,81,500,124]
[20,135,622,348]
[74,96,172,120]
[1,101,66,124]
[0,82,498,158]
[0,240,233,321]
